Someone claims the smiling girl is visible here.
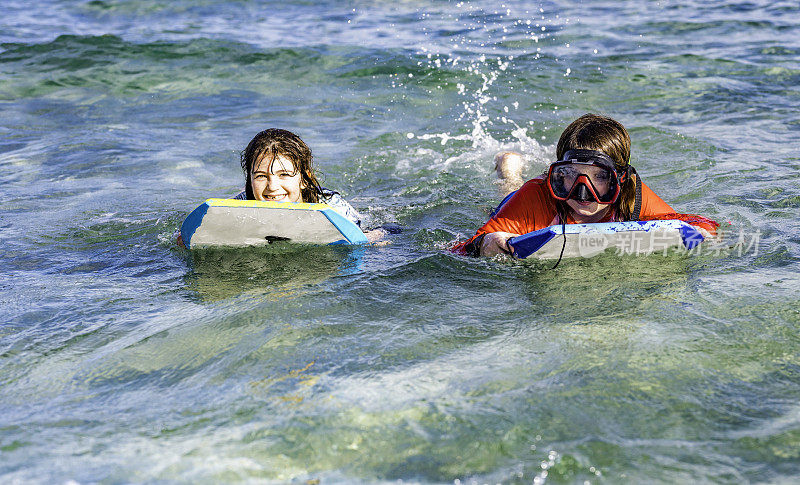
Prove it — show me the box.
[235,128,363,227]
[177,128,385,247]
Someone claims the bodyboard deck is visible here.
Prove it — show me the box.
[181,198,368,249]
[508,220,704,259]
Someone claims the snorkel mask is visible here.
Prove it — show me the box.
[547,149,628,204]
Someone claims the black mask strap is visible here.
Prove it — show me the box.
[630,166,642,220]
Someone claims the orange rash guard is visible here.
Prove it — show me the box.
[453,175,718,255]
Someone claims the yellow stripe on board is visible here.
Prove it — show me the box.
[204,198,331,211]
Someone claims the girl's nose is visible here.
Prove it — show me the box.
[266,176,281,190]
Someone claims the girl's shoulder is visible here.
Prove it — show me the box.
[506,175,552,206]
[319,187,340,200]
[319,187,362,227]
[522,175,548,189]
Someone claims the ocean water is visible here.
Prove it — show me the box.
[2,0,799,483]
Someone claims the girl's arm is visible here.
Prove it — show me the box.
[321,189,391,244]
[639,182,719,236]
[453,180,547,256]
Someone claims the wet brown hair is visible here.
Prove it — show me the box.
[555,113,637,221]
[240,128,322,202]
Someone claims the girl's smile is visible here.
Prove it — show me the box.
[566,198,611,223]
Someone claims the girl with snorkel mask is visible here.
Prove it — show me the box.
[455,113,718,257]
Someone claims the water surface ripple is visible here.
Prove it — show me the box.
[1,0,799,483]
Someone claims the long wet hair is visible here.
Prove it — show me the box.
[240,128,323,202]
[554,113,637,221]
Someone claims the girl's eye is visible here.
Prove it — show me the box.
[559,168,578,179]
[254,173,267,179]
[277,172,294,178]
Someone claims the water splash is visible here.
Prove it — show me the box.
[400,3,559,170]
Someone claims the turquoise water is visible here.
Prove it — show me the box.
[2,1,799,483]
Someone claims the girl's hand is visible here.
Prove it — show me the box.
[480,232,519,256]
[693,226,717,242]
[365,228,390,245]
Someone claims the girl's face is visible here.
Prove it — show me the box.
[250,155,305,203]
[566,198,611,223]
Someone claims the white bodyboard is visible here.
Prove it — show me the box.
[508,220,704,259]
[181,198,368,249]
